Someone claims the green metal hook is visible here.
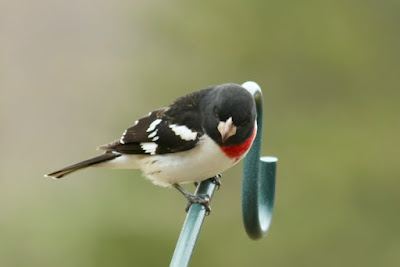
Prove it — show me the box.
[241,81,277,240]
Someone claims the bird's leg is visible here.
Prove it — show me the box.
[173,184,211,215]
[211,174,222,190]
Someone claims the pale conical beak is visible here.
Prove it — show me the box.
[217,117,237,143]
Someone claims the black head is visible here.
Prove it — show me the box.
[201,83,256,146]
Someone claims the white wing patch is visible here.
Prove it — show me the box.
[140,142,158,155]
[148,129,158,138]
[146,119,162,132]
[120,130,128,144]
[169,124,197,141]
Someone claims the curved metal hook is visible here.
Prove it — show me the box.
[241,81,277,240]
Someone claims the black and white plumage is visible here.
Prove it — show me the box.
[45,83,257,210]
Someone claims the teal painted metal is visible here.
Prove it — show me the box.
[242,81,277,240]
[170,178,217,267]
[170,81,277,266]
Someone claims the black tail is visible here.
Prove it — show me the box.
[45,152,121,179]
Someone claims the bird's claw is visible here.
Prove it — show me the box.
[211,174,222,190]
[193,174,221,189]
[184,193,211,215]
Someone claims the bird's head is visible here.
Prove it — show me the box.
[201,83,256,146]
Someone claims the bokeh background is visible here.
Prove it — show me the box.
[1,0,399,266]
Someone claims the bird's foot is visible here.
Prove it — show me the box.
[173,184,211,215]
[211,174,222,190]
[184,194,211,215]
[193,174,221,189]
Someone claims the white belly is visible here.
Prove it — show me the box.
[96,135,237,187]
[140,135,236,187]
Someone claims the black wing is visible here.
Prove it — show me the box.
[98,88,210,155]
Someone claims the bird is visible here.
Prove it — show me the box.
[45,83,257,213]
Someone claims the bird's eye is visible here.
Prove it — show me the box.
[214,107,220,117]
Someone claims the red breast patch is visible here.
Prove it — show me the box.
[220,123,257,162]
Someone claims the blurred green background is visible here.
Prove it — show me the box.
[1,0,399,266]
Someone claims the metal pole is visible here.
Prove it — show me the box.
[170,178,217,267]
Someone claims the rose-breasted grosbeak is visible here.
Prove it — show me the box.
[45,83,257,212]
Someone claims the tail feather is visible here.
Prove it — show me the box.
[45,152,121,179]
